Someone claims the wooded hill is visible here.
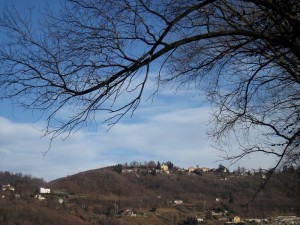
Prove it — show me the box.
[0,165,299,225]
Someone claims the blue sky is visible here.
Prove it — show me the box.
[0,0,277,181]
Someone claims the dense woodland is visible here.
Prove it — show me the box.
[0,164,299,225]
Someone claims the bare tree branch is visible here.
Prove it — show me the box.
[0,0,299,187]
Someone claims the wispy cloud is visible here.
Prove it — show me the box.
[0,98,277,182]
[0,101,216,181]
[0,79,277,181]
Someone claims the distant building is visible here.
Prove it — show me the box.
[1,184,15,192]
[35,194,45,200]
[212,211,223,217]
[245,218,262,223]
[122,209,136,217]
[173,200,183,205]
[233,216,241,223]
[196,217,204,223]
[200,167,209,172]
[161,163,169,171]
[188,167,196,173]
[40,187,50,194]
[14,194,21,199]
[122,169,134,173]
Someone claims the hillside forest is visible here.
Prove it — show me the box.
[0,162,299,225]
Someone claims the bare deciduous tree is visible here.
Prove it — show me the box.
[0,0,299,172]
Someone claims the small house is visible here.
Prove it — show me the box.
[212,211,223,217]
[233,216,241,223]
[15,194,21,199]
[1,184,15,192]
[197,217,204,223]
[188,167,196,173]
[173,200,183,205]
[40,187,50,194]
[35,194,45,200]
[200,167,209,172]
[161,164,169,171]
[122,209,136,217]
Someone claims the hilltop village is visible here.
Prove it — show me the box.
[112,161,266,177]
[0,162,299,225]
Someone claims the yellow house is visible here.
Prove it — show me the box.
[200,167,209,172]
[233,216,241,223]
[161,164,169,171]
[188,167,196,173]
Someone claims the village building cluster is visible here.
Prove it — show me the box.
[1,184,20,199]
[0,183,66,205]
[119,161,268,180]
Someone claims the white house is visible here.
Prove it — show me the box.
[188,167,196,173]
[40,187,50,194]
[122,209,136,217]
[197,217,204,223]
[2,184,15,192]
[173,200,183,205]
[35,194,45,200]
[200,167,209,172]
[161,163,169,171]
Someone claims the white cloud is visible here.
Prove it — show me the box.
[0,85,278,181]
[0,103,216,181]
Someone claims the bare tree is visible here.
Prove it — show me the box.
[0,0,299,171]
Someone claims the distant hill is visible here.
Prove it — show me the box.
[48,165,299,217]
[1,165,299,225]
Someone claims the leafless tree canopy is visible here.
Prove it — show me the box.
[0,0,299,170]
